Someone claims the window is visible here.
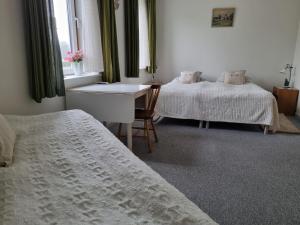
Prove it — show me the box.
[139,0,150,69]
[79,0,104,73]
[53,0,78,75]
[53,0,103,75]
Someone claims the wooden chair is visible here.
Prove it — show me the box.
[118,85,161,153]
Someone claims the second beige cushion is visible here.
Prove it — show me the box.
[223,71,246,85]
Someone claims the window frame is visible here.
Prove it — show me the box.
[55,0,104,76]
[64,0,79,76]
[54,0,80,76]
[67,0,79,53]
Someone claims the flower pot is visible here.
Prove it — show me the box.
[72,62,83,75]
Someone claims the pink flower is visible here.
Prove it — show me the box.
[64,50,84,63]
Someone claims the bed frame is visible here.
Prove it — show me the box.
[156,80,279,135]
[198,120,270,135]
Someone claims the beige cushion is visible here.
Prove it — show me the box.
[217,70,247,83]
[222,70,246,85]
[178,71,201,84]
[0,114,16,167]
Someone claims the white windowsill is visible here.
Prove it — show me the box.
[64,72,102,89]
[64,72,101,80]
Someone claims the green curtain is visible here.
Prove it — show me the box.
[146,0,157,74]
[97,0,120,83]
[24,0,65,103]
[124,0,139,78]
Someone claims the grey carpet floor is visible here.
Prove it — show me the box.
[112,118,300,225]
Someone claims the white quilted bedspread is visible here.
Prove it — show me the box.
[157,80,280,131]
[0,110,217,225]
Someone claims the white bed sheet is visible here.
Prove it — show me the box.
[0,110,217,225]
[157,80,280,131]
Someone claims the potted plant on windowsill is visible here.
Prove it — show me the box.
[64,50,84,76]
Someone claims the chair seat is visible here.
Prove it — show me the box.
[135,109,155,119]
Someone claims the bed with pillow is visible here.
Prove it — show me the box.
[0,110,217,225]
[157,71,280,132]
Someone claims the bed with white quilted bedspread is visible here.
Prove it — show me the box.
[157,80,280,131]
[0,110,217,225]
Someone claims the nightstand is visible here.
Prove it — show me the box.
[273,87,299,116]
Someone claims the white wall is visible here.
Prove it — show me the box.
[293,22,300,116]
[0,0,65,115]
[157,0,300,90]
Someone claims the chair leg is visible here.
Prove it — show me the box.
[118,123,122,139]
[145,120,152,153]
[151,119,158,143]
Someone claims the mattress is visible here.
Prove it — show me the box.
[157,80,280,131]
[0,110,217,225]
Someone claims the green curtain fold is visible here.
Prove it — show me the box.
[97,0,120,83]
[24,0,65,103]
[146,0,157,74]
[124,0,139,78]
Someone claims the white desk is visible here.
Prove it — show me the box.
[66,84,151,150]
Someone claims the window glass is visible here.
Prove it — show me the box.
[53,0,72,74]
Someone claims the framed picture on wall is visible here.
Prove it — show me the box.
[212,8,235,27]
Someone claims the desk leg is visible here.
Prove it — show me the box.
[127,123,133,151]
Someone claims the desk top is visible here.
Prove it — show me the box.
[273,86,299,91]
[67,84,151,95]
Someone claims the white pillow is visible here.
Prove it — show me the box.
[217,70,247,83]
[0,114,16,167]
[178,71,202,84]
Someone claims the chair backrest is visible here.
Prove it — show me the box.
[147,85,161,113]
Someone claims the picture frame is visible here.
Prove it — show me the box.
[212,8,236,27]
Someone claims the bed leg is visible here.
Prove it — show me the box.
[206,121,210,129]
[199,121,204,128]
[264,126,269,135]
